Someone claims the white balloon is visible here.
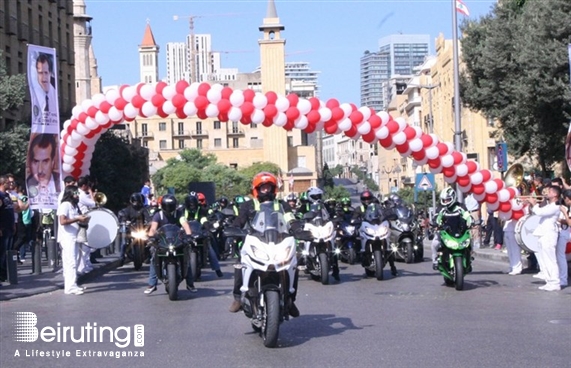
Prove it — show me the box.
[413,126,423,139]
[458,183,472,193]
[409,138,423,152]
[338,118,352,131]
[378,111,390,126]
[484,180,498,194]
[62,163,73,173]
[95,111,110,125]
[71,105,83,119]
[211,83,224,92]
[108,106,123,122]
[457,152,467,164]
[318,107,332,122]
[205,103,219,118]
[162,85,177,100]
[474,192,486,202]
[184,85,199,102]
[228,107,242,122]
[140,84,156,101]
[425,146,440,160]
[339,103,352,119]
[400,148,412,158]
[455,163,468,177]
[357,121,371,135]
[294,115,308,130]
[253,93,268,110]
[375,126,389,140]
[69,132,82,146]
[487,200,500,212]
[429,165,443,174]
[415,156,428,166]
[358,106,371,121]
[471,172,483,185]
[251,109,265,124]
[106,89,120,104]
[122,86,137,102]
[429,133,439,146]
[141,102,158,117]
[62,155,76,164]
[85,117,98,130]
[392,131,406,145]
[444,174,457,184]
[124,103,139,119]
[63,119,72,131]
[395,117,407,132]
[297,99,311,115]
[498,189,510,203]
[510,198,523,212]
[206,88,222,104]
[441,154,454,168]
[445,142,454,155]
[64,145,78,156]
[183,102,198,117]
[162,101,176,115]
[81,99,94,113]
[230,90,245,107]
[275,96,289,112]
[273,112,287,127]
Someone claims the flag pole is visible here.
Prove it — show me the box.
[452,0,464,201]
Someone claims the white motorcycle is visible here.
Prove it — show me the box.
[359,203,397,280]
[230,202,298,348]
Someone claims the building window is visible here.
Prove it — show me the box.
[214,138,221,147]
[159,122,166,131]
[159,140,167,149]
[178,122,184,134]
[287,136,293,147]
[232,138,239,148]
[230,163,238,169]
[143,141,148,148]
[197,139,203,149]
[250,123,257,129]
[142,123,148,136]
[196,121,202,134]
[214,121,221,129]
[178,140,185,149]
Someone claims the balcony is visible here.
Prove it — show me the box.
[173,130,191,137]
[191,130,208,137]
[227,128,244,136]
[137,132,154,139]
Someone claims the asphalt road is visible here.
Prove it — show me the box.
[1,257,570,368]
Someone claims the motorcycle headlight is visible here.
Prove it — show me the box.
[251,244,270,261]
[275,245,293,262]
[365,227,376,236]
[379,227,389,237]
[131,229,148,240]
[346,225,355,233]
[213,222,220,229]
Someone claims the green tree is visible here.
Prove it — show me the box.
[460,0,571,172]
[324,185,350,201]
[329,164,344,178]
[238,161,281,181]
[0,50,26,115]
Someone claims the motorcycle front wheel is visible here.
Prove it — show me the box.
[319,253,329,285]
[262,290,280,348]
[347,248,356,265]
[190,252,200,282]
[133,242,144,271]
[167,263,178,300]
[374,250,384,281]
[454,256,464,290]
[405,242,414,264]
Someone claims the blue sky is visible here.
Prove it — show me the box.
[87,0,497,106]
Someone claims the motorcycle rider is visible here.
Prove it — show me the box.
[183,193,224,278]
[228,172,303,317]
[431,187,473,270]
[285,193,302,219]
[144,194,196,294]
[232,195,246,216]
[118,193,152,266]
[353,190,398,276]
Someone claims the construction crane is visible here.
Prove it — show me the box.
[173,13,244,83]
[207,50,253,81]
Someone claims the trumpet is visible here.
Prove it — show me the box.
[93,192,107,206]
[515,195,544,205]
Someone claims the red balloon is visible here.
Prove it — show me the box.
[349,103,358,112]
[265,91,278,105]
[71,168,82,179]
[176,80,189,94]
[131,95,145,109]
[349,111,364,125]
[263,104,278,119]
[151,94,166,107]
[77,142,88,153]
[412,150,426,161]
[471,183,485,195]
[77,112,87,123]
[243,89,255,102]
[217,112,228,122]
[284,120,294,131]
[115,98,127,110]
[309,97,320,110]
[507,187,517,198]
[457,175,471,187]
[241,101,255,117]
[157,106,168,118]
[194,96,208,110]
[421,133,433,147]
[324,120,338,134]
[404,126,416,140]
[286,93,299,108]
[217,99,232,114]
[369,114,381,129]
[485,192,498,203]
[196,109,207,119]
[331,107,344,122]
[512,210,524,220]
[466,160,477,173]
[304,123,316,134]
[240,115,252,125]
[155,81,167,94]
[344,126,357,138]
[285,107,300,121]
[442,166,456,177]
[76,150,85,161]
[379,137,393,149]
[306,110,321,124]
[197,83,210,96]
[452,151,464,165]
[437,143,448,156]
[499,201,512,213]
[428,158,441,169]
[99,101,112,114]
[363,131,376,143]
[326,98,340,109]
[386,120,399,134]
[262,119,273,127]
[172,94,187,109]
[221,87,233,100]
[481,169,492,183]
[396,142,409,154]
[494,178,505,191]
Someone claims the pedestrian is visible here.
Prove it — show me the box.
[0,175,16,283]
[557,189,571,288]
[141,180,152,206]
[12,184,33,264]
[503,218,522,275]
[76,176,96,273]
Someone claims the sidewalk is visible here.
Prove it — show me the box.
[0,250,122,301]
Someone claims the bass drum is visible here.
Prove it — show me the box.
[86,208,119,249]
[514,214,541,253]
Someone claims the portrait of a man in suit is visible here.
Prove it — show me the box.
[26,133,61,200]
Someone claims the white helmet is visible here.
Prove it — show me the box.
[440,187,457,208]
[307,186,324,203]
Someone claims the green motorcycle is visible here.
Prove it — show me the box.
[435,214,472,291]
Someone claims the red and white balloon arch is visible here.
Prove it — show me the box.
[60,81,524,221]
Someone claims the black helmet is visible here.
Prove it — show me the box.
[360,190,374,206]
[184,194,199,212]
[130,192,144,209]
[218,196,229,208]
[161,194,177,215]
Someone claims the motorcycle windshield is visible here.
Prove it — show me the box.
[396,206,413,224]
[155,224,184,249]
[441,214,468,238]
[187,220,205,238]
[250,202,290,243]
[363,204,383,224]
[308,202,330,225]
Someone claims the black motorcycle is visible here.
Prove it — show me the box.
[334,214,359,265]
[388,205,424,263]
[149,224,190,301]
[119,217,148,271]
[209,208,238,260]
[186,220,210,282]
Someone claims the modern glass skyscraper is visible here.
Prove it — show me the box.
[360,34,430,112]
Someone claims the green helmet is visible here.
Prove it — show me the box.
[300,191,309,203]
[234,195,245,205]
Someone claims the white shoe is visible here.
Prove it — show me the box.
[532,273,545,280]
[508,269,522,275]
[65,289,84,295]
[539,285,561,291]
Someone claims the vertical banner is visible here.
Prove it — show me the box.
[496,142,508,172]
[26,45,61,209]
[567,45,571,172]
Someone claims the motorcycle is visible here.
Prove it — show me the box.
[226,202,298,348]
[334,214,359,265]
[119,218,147,271]
[210,208,238,260]
[149,224,190,301]
[434,214,473,291]
[359,203,395,280]
[388,204,424,264]
[187,220,210,282]
[300,203,338,285]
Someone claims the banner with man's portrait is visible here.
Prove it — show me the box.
[27,45,61,209]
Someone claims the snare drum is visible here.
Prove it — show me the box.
[86,208,119,249]
[514,214,541,253]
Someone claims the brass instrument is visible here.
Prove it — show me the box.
[504,164,530,195]
[93,192,107,206]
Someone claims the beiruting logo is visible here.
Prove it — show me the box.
[13,312,144,348]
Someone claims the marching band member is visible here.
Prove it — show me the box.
[557,189,571,288]
[527,185,561,291]
[76,176,96,274]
